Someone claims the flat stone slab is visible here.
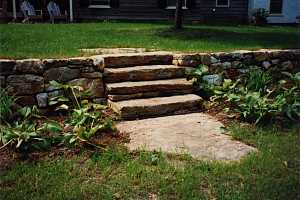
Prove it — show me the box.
[109,94,202,119]
[104,65,189,83]
[106,78,193,95]
[117,113,257,161]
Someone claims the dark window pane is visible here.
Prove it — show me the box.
[167,0,187,7]
[217,0,229,6]
[270,0,283,14]
[90,0,110,6]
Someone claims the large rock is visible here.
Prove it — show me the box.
[68,78,105,98]
[280,61,294,70]
[106,78,193,95]
[42,58,69,69]
[68,57,94,66]
[7,75,44,95]
[14,59,44,74]
[203,74,223,85]
[0,60,16,75]
[44,67,80,83]
[109,94,203,119]
[104,65,189,83]
[36,93,48,108]
[100,52,173,69]
[254,51,269,62]
[118,113,257,160]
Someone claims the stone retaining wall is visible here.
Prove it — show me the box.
[0,56,105,108]
[1,49,299,108]
[173,49,300,83]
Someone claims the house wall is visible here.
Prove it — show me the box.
[0,0,249,23]
[75,0,249,23]
[249,0,300,23]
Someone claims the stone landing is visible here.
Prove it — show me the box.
[117,113,257,161]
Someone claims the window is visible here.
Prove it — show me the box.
[216,0,229,7]
[166,0,187,9]
[269,0,283,14]
[89,0,110,8]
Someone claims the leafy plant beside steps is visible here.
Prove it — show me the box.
[187,65,300,124]
[0,81,116,153]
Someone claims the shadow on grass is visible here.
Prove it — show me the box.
[155,26,300,49]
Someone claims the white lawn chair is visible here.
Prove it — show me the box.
[47,0,68,24]
[20,0,43,23]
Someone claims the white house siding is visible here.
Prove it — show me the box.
[249,0,300,23]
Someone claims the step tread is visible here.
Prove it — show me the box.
[104,65,190,83]
[111,94,201,108]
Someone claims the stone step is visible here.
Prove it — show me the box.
[97,51,173,69]
[106,78,193,95]
[108,94,203,119]
[108,89,193,101]
[104,65,190,83]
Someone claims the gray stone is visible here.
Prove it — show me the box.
[118,113,257,161]
[42,58,69,69]
[68,57,94,66]
[14,59,44,74]
[36,93,48,108]
[238,69,250,74]
[44,67,80,83]
[210,56,219,64]
[7,75,44,95]
[0,60,16,75]
[81,72,102,79]
[0,76,5,88]
[68,78,105,98]
[232,61,242,68]
[271,59,280,65]
[262,61,272,69]
[91,55,104,71]
[203,74,222,85]
[254,51,269,62]
[221,62,232,69]
[280,61,294,70]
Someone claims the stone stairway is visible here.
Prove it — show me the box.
[102,53,203,120]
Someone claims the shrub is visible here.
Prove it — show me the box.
[251,8,269,26]
[189,65,300,124]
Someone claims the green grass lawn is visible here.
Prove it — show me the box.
[0,22,300,59]
[1,125,299,200]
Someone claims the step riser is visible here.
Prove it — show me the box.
[108,89,194,101]
[109,99,202,120]
[104,68,187,83]
[107,84,193,95]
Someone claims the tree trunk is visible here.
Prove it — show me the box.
[174,0,184,29]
